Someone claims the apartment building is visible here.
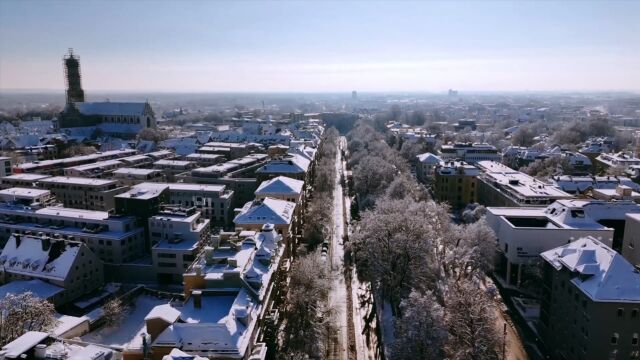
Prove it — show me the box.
[184,153,225,166]
[119,154,153,168]
[256,153,310,182]
[0,187,53,206]
[201,141,252,159]
[434,161,480,209]
[476,161,572,207]
[596,152,640,169]
[0,173,51,189]
[439,143,500,164]
[0,156,12,177]
[415,152,442,183]
[38,176,128,211]
[539,237,640,360]
[0,203,144,263]
[234,197,297,248]
[63,159,123,178]
[0,174,50,189]
[0,234,104,305]
[551,175,640,195]
[486,200,640,290]
[150,207,210,283]
[144,224,282,359]
[13,149,137,175]
[118,182,234,227]
[112,167,165,186]
[622,214,640,267]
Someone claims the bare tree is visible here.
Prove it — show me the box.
[605,164,627,176]
[281,252,336,357]
[137,128,169,143]
[103,297,126,327]
[62,144,96,157]
[445,280,500,360]
[0,292,57,345]
[391,290,447,360]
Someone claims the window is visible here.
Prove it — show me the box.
[617,308,624,318]
[158,253,176,259]
[632,309,639,318]
[158,262,176,268]
[611,333,619,345]
[183,254,195,262]
[633,334,638,346]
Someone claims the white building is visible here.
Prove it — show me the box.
[596,152,640,168]
[415,152,442,182]
[0,204,144,264]
[150,207,210,283]
[439,143,501,164]
[486,199,640,290]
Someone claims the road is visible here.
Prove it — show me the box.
[327,136,352,360]
[328,136,381,360]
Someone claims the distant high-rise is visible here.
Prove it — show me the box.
[352,90,357,100]
[63,48,85,105]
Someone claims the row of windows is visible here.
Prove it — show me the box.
[102,116,141,124]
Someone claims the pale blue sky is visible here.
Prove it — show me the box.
[1,0,639,92]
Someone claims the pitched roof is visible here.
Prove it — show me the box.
[416,152,442,164]
[256,154,310,175]
[234,197,296,225]
[76,102,149,117]
[0,235,83,281]
[541,236,640,303]
[255,176,304,196]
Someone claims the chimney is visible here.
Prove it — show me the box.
[41,237,51,251]
[14,234,21,248]
[192,290,202,309]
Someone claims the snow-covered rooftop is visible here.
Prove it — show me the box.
[255,176,304,196]
[541,236,640,303]
[1,331,49,358]
[0,279,64,300]
[0,235,84,281]
[234,197,296,225]
[38,176,117,186]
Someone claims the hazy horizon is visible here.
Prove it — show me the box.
[1,0,639,93]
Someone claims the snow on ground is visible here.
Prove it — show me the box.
[378,299,395,358]
[328,140,350,360]
[81,294,167,350]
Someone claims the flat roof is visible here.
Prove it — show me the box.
[36,207,110,221]
[154,160,193,166]
[38,176,116,186]
[2,174,51,181]
[66,159,122,171]
[0,187,50,198]
[113,168,161,175]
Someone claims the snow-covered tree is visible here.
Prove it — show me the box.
[445,281,500,360]
[282,252,335,357]
[391,290,447,360]
[0,292,56,345]
[103,297,126,327]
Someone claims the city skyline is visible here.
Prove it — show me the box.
[1,0,639,93]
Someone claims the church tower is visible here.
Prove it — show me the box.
[63,48,85,105]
